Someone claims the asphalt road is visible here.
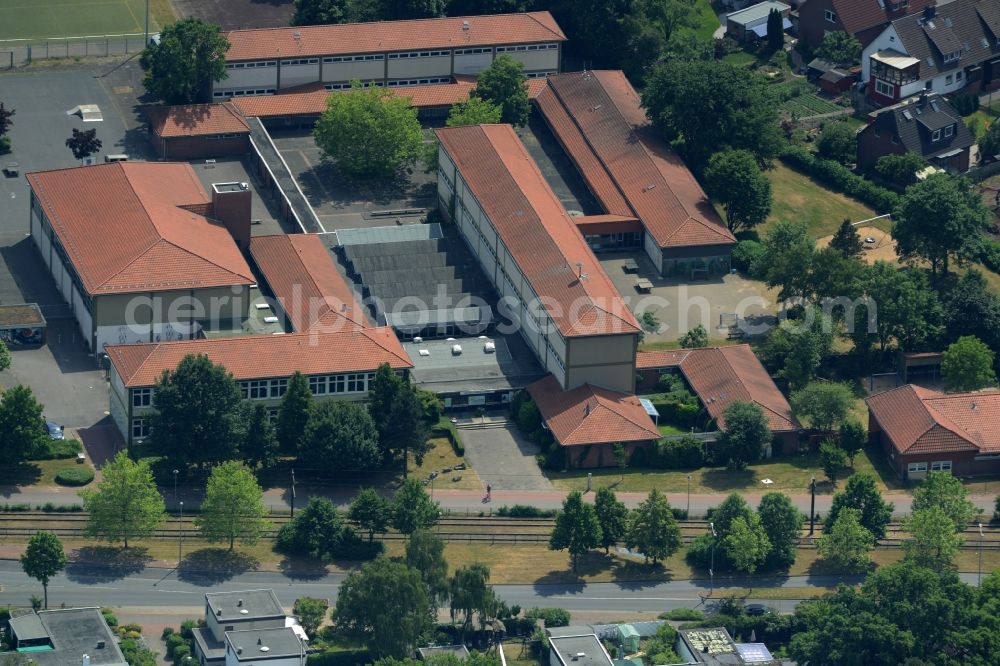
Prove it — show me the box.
[0,560,984,616]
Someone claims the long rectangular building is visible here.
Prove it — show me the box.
[214,12,565,99]
[435,124,640,394]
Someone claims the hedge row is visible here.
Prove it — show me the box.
[780,145,901,213]
[55,467,94,486]
[431,422,464,456]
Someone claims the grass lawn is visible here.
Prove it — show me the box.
[407,437,483,491]
[691,0,720,41]
[658,424,687,437]
[0,0,173,40]
[547,449,890,495]
[763,164,879,238]
[0,458,95,489]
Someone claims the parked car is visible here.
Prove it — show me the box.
[45,419,64,440]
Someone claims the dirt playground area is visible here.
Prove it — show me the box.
[818,225,899,264]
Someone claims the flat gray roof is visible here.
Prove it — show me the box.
[206,589,284,622]
[14,609,128,666]
[226,628,302,661]
[549,634,614,666]
[191,627,227,662]
[334,223,442,246]
[727,0,789,25]
[10,614,48,642]
[408,335,545,394]
[417,646,470,660]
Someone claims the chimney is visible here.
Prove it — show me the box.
[923,4,936,20]
[211,182,252,251]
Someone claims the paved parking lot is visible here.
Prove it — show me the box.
[458,424,552,491]
[598,251,779,341]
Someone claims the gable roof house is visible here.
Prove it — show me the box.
[867,384,1000,479]
[799,0,937,50]
[857,91,975,171]
[861,0,1000,105]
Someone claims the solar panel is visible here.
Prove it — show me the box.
[734,643,774,663]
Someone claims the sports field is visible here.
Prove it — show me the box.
[0,0,173,41]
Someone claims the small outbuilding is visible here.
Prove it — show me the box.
[615,625,640,655]
[146,102,251,160]
[725,1,791,42]
[0,303,46,346]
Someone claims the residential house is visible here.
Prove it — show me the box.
[224,628,304,666]
[676,627,780,665]
[856,91,975,172]
[146,103,251,159]
[866,384,1000,479]
[547,633,616,666]
[27,162,256,352]
[636,345,802,454]
[862,0,1000,105]
[7,608,128,666]
[799,0,936,50]
[725,1,792,43]
[192,590,307,666]
[214,12,565,99]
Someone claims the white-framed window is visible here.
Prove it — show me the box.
[388,50,450,59]
[225,60,276,69]
[386,77,450,87]
[932,129,941,141]
[497,43,559,52]
[132,387,152,408]
[242,379,268,399]
[526,71,554,78]
[454,47,492,55]
[309,375,328,395]
[875,79,894,97]
[323,54,384,63]
[269,378,288,398]
[324,80,381,90]
[908,461,928,473]
[279,58,319,66]
[132,417,149,439]
[943,50,961,63]
[267,408,279,422]
[213,88,277,98]
[824,9,837,22]
[330,375,346,394]
[944,124,954,137]
[930,460,952,472]
[945,74,953,85]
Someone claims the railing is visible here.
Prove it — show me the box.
[0,34,148,68]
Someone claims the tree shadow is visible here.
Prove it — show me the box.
[0,463,42,489]
[65,546,152,583]
[805,556,874,578]
[178,548,260,585]
[700,468,756,491]
[610,560,675,588]
[277,555,329,582]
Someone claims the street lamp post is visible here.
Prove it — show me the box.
[172,469,179,512]
[178,501,184,564]
[979,522,984,586]
[144,0,149,47]
[290,468,296,518]
[686,474,692,519]
[809,477,817,535]
[709,522,717,597]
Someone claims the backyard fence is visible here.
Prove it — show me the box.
[0,33,147,68]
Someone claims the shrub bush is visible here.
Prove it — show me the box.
[161,627,174,640]
[0,503,31,512]
[179,619,199,640]
[650,436,706,470]
[431,423,464,456]
[33,438,83,461]
[525,607,571,628]
[171,644,191,664]
[660,608,705,621]
[101,609,118,627]
[496,504,557,518]
[165,633,187,658]
[780,145,900,213]
[0,136,10,156]
[977,239,1000,274]
[951,93,979,116]
[732,239,765,278]
[55,467,94,486]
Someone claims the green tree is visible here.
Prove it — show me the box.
[406,529,449,603]
[195,461,270,551]
[757,492,804,570]
[816,507,874,572]
[65,128,102,160]
[368,364,430,468]
[612,443,627,480]
[0,339,10,371]
[806,246,866,303]
[980,119,1000,158]
[760,308,835,390]
[643,624,681,665]
[238,402,279,469]
[893,173,990,280]
[143,17,230,103]
[277,371,312,454]
[0,102,14,137]
[380,0,445,19]
[941,335,996,392]
[724,514,770,592]
[300,400,382,474]
[874,153,927,187]
[314,81,423,179]
[446,97,502,127]
[703,149,772,232]
[21,531,66,609]
[791,382,853,433]
[450,562,497,639]
[291,0,347,25]
[678,323,708,348]
[824,472,893,539]
[293,597,329,638]
[277,496,351,560]
[911,471,979,531]
[594,487,628,553]
[816,121,857,166]
[81,451,166,548]
[391,478,440,534]
[817,30,862,64]
[904,507,962,571]
[829,219,864,260]
[549,490,602,573]
[838,419,866,465]
[716,401,771,470]
[819,440,849,487]
[766,8,784,51]
[642,59,783,169]
[148,354,243,468]
[759,220,815,301]
[471,55,530,126]
[625,489,682,565]
[332,557,432,658]
[0,384,47,465]
[855,262,943,355]
[349,487,391,541]
[944,269,1000,353]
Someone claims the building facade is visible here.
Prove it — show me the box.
[799,0,936,50]
[147,103,251,160]
[213,12,565,99]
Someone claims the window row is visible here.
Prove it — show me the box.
[206,133,244,140]
[240,378,288,400]
[324,54,384,63]
[454,47,491,55]
[212,88,276,98]
[389,50,450,59]
[387,77,450,87]
[525,71,553,79]
[931,124,955,141]
[225,60,276,69]
[944,70,963,85]
[907,460,952,473]
[325,80,382,90]
[308,372,377,395]
[874,78,894,97]
[496,43,558,52]
[280,58,319,66]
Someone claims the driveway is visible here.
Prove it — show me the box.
[458,424,553,492]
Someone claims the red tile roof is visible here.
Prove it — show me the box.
[527,374,660,446]
[572,214,644,236]
[249,234,368,333]
[26,163,255,295]
[224,12,565,61]
[107,327,412,388]
[867,384,1000,455]
[830,0,935,36]
[538,71,736,249]
[436,124,640,338]
[637,345,799,432]
[146,103,250,138]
